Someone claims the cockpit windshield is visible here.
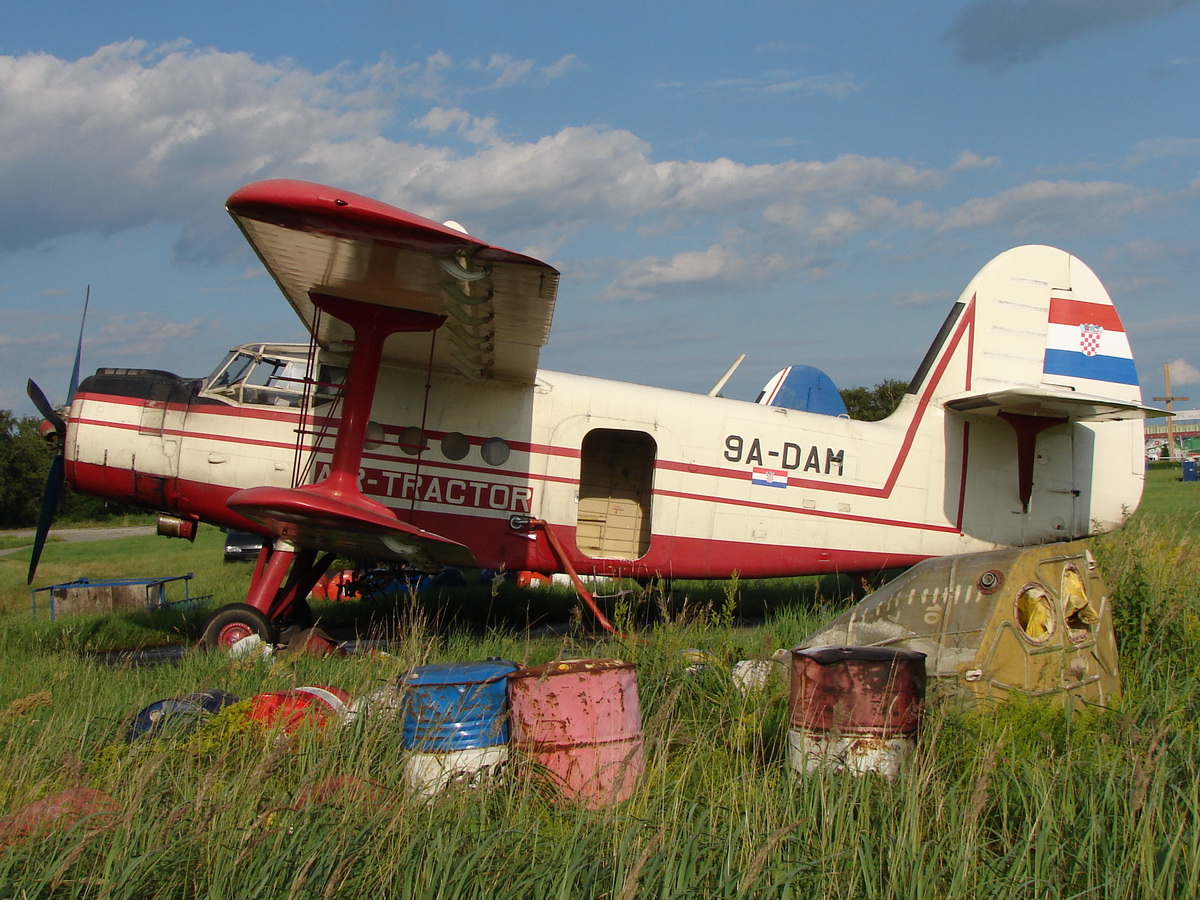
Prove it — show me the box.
[201,343,346,408]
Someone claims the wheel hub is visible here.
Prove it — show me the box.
[216,621,256,649]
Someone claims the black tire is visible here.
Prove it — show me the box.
[199,603,278,651]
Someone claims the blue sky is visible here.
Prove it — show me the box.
[2,0,1199,419]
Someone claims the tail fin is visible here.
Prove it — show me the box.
[916,245,1158,420]
[912,245,1158,540]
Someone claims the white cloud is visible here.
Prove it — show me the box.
[0,41,393,255]
[0,41,1178,306]
[1125,136,1200,167]
[411,106,502,145]
[760,75,860,99]
[665,72,861,100]
[470,53,577,89]
[951,151,1001,172]
[937,179,1148,233]
[596,245,813,303]
[1168,358,1200,385]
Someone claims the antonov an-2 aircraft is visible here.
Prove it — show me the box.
[26,180,1158,649]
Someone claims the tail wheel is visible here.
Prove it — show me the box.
[200,603,279,651]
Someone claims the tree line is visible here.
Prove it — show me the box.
[0,380,907,529]
[0,410,134,529]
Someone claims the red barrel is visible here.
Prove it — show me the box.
[507,659,644,807]
[788,646,926,777]
[246,685,351,734]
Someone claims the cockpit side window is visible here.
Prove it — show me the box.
[201,345,345,408]
[207,352,255,390]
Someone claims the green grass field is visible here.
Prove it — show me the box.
[0,467,1196,897]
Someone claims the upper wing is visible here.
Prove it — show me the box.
[226,180,560,384]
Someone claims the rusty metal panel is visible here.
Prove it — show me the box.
[801,541,1120,708]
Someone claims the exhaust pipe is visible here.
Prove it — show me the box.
[157,514,198,542]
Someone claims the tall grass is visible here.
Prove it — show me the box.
[0,487,1198,895]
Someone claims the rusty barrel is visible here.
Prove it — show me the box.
[788,646,926,778]
[401,659,517,794]
[507,658,644,807]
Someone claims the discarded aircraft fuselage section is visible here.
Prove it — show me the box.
[801,541,1120,709]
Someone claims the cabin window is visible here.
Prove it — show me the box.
[441,432,470,460]
[399,427,427,456]
[576,429,656,560]
[481,437,510,466]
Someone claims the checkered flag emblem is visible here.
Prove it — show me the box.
[1079,323,1103,357]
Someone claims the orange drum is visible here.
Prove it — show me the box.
[325,569,360,601]
[246,686,351,734]
[517,571,552,588]
[310,574,331,601]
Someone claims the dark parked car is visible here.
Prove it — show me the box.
[223,530,265,562]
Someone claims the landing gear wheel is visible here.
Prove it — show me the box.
[200,603,279,651]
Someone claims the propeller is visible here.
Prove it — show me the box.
[26,287,89,584]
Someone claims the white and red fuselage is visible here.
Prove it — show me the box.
[57,181,1153,626]
[65,334,1144,581]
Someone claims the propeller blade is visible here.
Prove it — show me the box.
[25,287,88,583]
[27,454,64,584]
[26,379,66,436]
[68,285,90,400]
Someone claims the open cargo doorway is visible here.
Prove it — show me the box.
[576,428,656,560]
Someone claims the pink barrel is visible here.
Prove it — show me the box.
[507,659,644,807]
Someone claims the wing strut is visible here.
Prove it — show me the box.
[225,294,465,627]
[306,293,445,506]
[529,518,642,641]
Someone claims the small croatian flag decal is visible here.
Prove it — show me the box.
[752,467,788,488]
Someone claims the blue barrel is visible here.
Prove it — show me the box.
[1183,460,1197,482]
[401,659,517,751]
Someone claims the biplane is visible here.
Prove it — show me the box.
[26,180,1159,648]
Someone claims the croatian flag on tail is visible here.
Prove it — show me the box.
[751,467,789,488]
[1043,296,1139,386]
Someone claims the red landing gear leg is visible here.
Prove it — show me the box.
[199,541,335,651]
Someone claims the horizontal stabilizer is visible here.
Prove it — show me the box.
[945,387,1165,422]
